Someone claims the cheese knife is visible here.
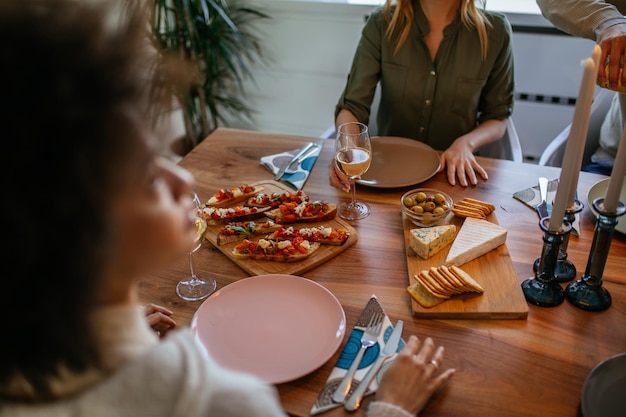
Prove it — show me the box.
[344,320,404,411]
[274,141,316,181]
[536,177,549,219]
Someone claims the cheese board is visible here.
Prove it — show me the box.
[203,180,357,276]
[402,212,528,319]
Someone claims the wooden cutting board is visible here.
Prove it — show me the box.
[203,180,357,276]
[403,213,528,319]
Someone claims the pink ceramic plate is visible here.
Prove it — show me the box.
[191,274,346,384]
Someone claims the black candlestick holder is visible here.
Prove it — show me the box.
[522,217,572,307]
[533,200,584,282]
[565,198,626,311]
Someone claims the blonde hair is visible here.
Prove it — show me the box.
[384,0,492,60]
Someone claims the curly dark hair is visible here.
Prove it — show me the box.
[0,0,157,401]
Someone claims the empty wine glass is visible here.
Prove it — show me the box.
[176,192,216,301]
[335,122,372,220]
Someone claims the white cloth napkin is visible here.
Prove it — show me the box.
[310,295,405,415]
[512,178,580,236]
[260,141,323,190]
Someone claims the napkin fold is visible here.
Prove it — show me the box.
[260,140,323,190]
[310,295,405,416]
[512,178,580,236]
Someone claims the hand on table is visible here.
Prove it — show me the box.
[439,141,488,187]
[375,335,455,416]
[144,303,176,338]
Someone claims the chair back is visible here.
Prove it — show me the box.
[538,88,616,167]
[476,117,523,162]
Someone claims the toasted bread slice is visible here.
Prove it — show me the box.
[245,190,309,208]
[265,202,337,223]
[216,220,281,246]
[203,206,270,226]
[206,185,263,208]
[231,238,320,262]
[271,225,350,246]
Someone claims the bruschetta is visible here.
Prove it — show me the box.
[271,225,350,246]
[216,220,281,246]
[202,206,270,225]
[265,201,337,223]
[206,184,263,208]
[231,237,320,262]
[245,190,309,208]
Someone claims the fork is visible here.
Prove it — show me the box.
[332,311,383,403]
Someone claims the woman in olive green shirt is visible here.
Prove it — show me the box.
[331,0,514,188]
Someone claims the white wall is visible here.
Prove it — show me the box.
[225,0,596,163]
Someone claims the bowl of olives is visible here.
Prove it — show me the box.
[401,188,453,227]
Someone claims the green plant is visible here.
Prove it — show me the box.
[149,0,269,149]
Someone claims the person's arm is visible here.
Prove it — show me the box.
[537,1,626,94]
[537,0,626,41]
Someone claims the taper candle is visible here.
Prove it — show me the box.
[549,48,600,231]
[603,124,626,212]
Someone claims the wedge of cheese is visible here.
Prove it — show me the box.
[444,217,506,266]
[410,225,457,260]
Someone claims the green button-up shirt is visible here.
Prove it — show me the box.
[335,2,514,150]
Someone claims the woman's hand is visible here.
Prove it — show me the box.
[375,335,455,416]
[328,159,351,192]
[144,303,176,338]
[439,140,488,187]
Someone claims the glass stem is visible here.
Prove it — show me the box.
[350,179,356,207]
[188,252,197,282]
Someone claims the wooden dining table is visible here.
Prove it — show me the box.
[140,127,626,417]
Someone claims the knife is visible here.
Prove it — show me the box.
[344,320,404,411]
[274,141,317,181]
[536,177,549,219]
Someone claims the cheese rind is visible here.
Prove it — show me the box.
[444,217,507,266]
[409,225,457,260]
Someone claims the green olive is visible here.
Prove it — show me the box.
[403,196,416,207]
[433,206,446,215]
[411,205,424,214]
[423,201,436,212]
[414,192,427,203]
[434,193,446,205]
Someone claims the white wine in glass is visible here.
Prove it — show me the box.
[176,193,216,301]
[335,122,372,220]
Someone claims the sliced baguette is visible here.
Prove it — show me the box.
[265,202,337,223]
[203,206,270,226]
[231,239,320,262]
[216,220,281,246]
[206,185,263,208]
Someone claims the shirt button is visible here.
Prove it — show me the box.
[419,127,425,133]
[425,100,431,106]
[430,70,436,76]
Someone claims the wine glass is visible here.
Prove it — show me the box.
[335,122,372,220]
[176,192,216,301]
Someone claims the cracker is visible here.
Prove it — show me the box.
[463,197,496,212]
[450,265,485,293]
[439,265,466,289]
[452,197,495,219]
[407,282,447,308]
[429,267,463,294]
[451,207,486,219]
[415,273,450,299]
